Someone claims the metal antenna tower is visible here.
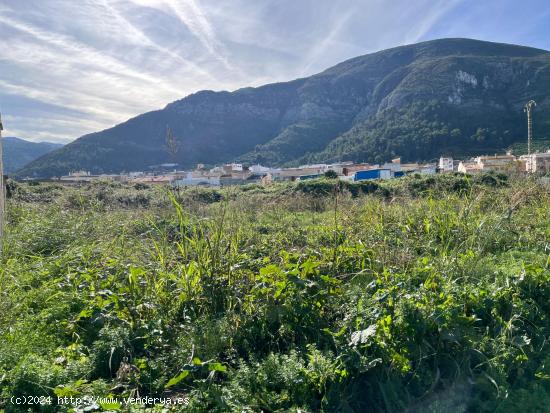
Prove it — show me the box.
[524,100,536,155]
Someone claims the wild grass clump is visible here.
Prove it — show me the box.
[0,174,548,412]
[294,171,508,201]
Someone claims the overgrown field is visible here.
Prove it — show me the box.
[1,174,549,412]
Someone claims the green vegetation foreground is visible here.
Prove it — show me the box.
[1,174,549,412]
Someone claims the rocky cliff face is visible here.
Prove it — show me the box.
[18,38,550,177]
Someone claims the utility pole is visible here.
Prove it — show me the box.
[524,100,536,155]
[0,113,4,255]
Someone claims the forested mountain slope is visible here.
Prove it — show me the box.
[18,38,550,177]
[2,137,62,173]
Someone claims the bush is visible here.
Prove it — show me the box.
[324,170,338,179]
[6,179,19,198]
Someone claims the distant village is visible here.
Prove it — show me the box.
[55,150,550,186]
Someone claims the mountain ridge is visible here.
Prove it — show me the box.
[2,137,63,174]
[16,38,550,177]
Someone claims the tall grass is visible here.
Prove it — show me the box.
[0,174,549,412]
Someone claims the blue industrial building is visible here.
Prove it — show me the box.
[354,169,392,181]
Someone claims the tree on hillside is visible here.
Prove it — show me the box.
[165,125,180,162]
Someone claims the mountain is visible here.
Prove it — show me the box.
[2,137,63,174]
[17,38,550,177]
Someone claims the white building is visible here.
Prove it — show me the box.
[249,164,271,173]
[173,173,221,186]
[381,160,402,173]
[298,163,329,170]
[458,161,482,174]
[473,154,516,172]
[438,157,454,172]
[525,151,550,174]
[69,170,91,177]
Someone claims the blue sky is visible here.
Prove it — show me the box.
[0,0,549,143]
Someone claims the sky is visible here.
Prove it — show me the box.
[0,0,549,143]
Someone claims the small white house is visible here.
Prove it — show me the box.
[438,157,454,172]
[525,151,550,174]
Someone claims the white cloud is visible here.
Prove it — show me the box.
[124,0,233,69]
[0,0,543,143]
[0,3,230,141]
[2,114,106,143]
